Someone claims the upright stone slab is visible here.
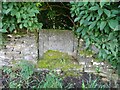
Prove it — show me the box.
[39,29,77,58]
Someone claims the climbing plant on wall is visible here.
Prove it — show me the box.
[70,1,120,72]
[1,2,42,33]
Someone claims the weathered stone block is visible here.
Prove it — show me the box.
[39,29,77,58]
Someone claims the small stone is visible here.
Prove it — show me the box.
[93,62,100,66]
[102,78,109,82]
[55,69,61,75]
[79,62,85,65]
[99,73,108,77]
[24,55,33,60]
[101,62,104,65]
[7,34,12,38]
[88,65,92,68]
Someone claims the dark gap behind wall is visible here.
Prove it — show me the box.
[37,2,74,30]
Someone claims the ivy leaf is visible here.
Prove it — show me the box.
[5,8,11,14]
[34,10,39,14]
[19,24,23,29]
[76,27,82,33]
[71,13,75,17]
[109,42,117,57]
[86,14,92,21]
[74,17,80,22]
[81,27,88,37]
[22,14,27,19]
[70,1,75,4]
[11,9,17,16]
[17,18,21,23]
[80,19,84,25]
[23,22,28,28]
[28,21,32,26]
[108,20,118,30]
[79,11,84,15]
[89,21,96,29]
[100,21,106,30]
[9,25,15,32]
[30,13,35,16]
[16,12,20,18]
[98,8,103,16]
[86,38,90,48]
[102,44,105,49]
[0,22,2,28]
[100,0,106,8]
[104,9,111,17]
[78,2,83,6]
[83,0,89,6]
[0,29,7,33]
[89,6,99,11]
[108,32,115,40]
[90,0,95,5]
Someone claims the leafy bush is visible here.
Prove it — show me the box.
[3,61,35,88]
[2,61,64,88]
[38,71,63,88]
[1,2,42,33]
[82,76,110,89]
[2,60,118,89]
[70,1,120,72]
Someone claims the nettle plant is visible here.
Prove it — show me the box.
[1,2,42,33]
[70,1,120,71]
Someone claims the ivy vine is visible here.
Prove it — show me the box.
[1,2,42,33]
[70,1,120,72]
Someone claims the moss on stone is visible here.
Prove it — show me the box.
[37,50,82,72]
[43,50,71,60]
[79,49,94,57]
[93,58,104,62]
[64,70,82,77]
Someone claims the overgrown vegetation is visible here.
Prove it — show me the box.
[70,1,120,74]
[1,2,42,33]
[1,1,120,89]
[2,60,116,89]
[2,61,63,88]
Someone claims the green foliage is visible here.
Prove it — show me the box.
[70,1,120,70]
[1,2,42,33]
[39,71,63,88]
[17,61,34,80]
[2,60,73,89]
[82,74,110,89]
[2,61,63,88]
[3,61,35,88]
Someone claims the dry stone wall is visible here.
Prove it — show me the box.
[0,34,37,66]
[0,29,78,66]
[0,29,119,81]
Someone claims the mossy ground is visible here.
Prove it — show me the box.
[37,50,82,77]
